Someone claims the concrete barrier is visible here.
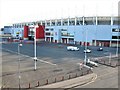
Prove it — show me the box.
[37,81,40,86]
[38,73,97,88]
[28,83,30,89]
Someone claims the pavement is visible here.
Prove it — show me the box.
[37,73,97,88]
[36,64,118,89]
[75,64,118,88]
[1,50,91,88]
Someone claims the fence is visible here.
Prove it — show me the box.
[91,56,120,68]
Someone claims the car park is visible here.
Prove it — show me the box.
[67,46,79,51]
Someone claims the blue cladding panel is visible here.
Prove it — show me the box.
[46,25,114,42]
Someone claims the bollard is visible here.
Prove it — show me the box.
[104,61,105,64]
[69,75,71,79]
[110,63,111,66]
[62,76,64,81]
[28,83,30,89]
[76,73,77,77]
[37,81,40,86]
[87,70,89,74]
[55,78,56,83]
[46,79,48,85]
[89,69,91,71]
[81,72,83,76]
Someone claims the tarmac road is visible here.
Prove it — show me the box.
[75,64,118,88]
[2,42,119,64]
[1,42,119,88]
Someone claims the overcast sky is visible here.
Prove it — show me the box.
[0,0,119,28]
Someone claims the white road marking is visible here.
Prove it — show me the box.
[97,69,118,79]
[79,67,118,87]
[1,48,57,66]
[79,74,97,87]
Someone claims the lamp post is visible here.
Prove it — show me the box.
[116,29,119,57]
[34,25,38,71]
[109,53,111,64]
[84,29,87,65]
[18,43,22,89]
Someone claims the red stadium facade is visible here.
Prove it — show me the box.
[23,25,45,41]
[23,25,29,40]
[36,25,45,40]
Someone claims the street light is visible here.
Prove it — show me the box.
[34,25,38,71]
[109,53,111,64]
[116,29,119,57]
[84,29,87,65]
[18,43,22,89]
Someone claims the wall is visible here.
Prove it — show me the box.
[46,25,114,43]
[95,25,112,40]
[12,27,24,38]
[53,26,61,42]
[4,26,12,34]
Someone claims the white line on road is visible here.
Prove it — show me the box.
[79,67,118,88]
[77,74,97,88]
[97,69,118,79]
[1,48,57,66]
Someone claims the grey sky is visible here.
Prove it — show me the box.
[0,0,119,28]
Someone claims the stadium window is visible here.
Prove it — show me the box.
[45,28,49,31]
[51,22,55,26]
[45,32,50,36]
[113,21,120,25]
[112,36,120,39]
[112,29,120,32]
[61,29,67,31]
[57,22,61,26]
[98,21,111,25]
[1,28,4,31]
[47,22,50,26]
[50,28,54,31]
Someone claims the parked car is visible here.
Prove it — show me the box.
[84,49,91,53]
[97,47,103,51]
[67,46,79,51]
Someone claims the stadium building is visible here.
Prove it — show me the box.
[3,16,120,47]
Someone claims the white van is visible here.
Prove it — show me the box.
[67,46,79,51]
